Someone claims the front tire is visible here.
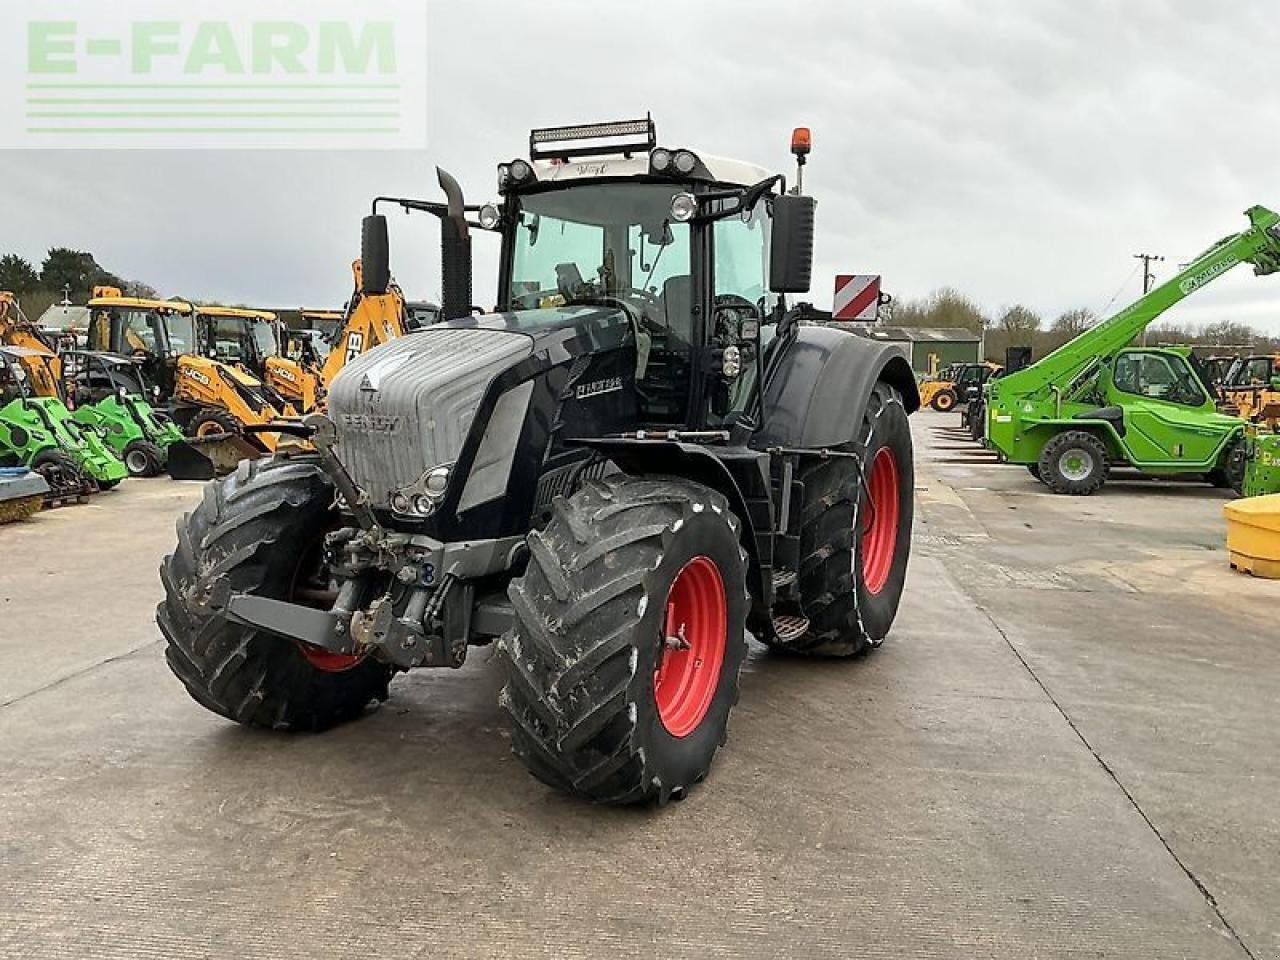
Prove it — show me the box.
[158,457,392,730]
[498,475,748,805]
[1039,431,1108,495]
[1208,438,1246,495]
[124,438,165,477]
[769,381,914,657]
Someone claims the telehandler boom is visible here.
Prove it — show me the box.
[986,206,1280,494]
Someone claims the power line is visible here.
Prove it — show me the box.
[1134,252,1164,344]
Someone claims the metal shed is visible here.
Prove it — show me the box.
[844,325,983,376]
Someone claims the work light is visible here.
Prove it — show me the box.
[670,193,697,222]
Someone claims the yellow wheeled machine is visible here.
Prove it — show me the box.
[919,361,1001,412]
[84,290,291,478]
[191,304,321,413]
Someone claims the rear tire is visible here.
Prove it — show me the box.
[498,475,748,805]
[1039,431,1109,495]
[768,381,914,657]
[124,438,165,477]
[188,408,241,439]
[158,457,392,730]
[1027,463,1043,482]
[931,388,958,412]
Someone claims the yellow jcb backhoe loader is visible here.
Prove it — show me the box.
[85,290,289,478]
[189,304,320,413]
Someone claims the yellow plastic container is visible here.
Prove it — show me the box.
[1224,494,1280,578]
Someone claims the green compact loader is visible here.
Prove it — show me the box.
[0,346,127,494]
[62,350,185,477]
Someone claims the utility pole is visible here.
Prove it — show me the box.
[1135,252,1164,345]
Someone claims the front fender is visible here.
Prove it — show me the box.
[758,326,919,449]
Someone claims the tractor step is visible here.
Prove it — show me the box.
[771,613,809,642]
[771,569,797,589]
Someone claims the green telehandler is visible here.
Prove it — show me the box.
[0,346,128,494]
[61,350,186,476]
[985,205,1280,495]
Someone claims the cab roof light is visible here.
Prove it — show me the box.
[791,126,812,158]
[528,115,657,161]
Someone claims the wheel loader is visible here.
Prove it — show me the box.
[984,206,1280,495]
[158,119,919,805]
[0,346,127,495]
[85,292,293,478]
[919,361,1001,412]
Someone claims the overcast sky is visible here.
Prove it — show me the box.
[3,0,1279,333]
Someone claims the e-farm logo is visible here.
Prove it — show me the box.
[0,1,426,149]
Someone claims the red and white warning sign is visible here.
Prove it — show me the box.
[833,275,881,321]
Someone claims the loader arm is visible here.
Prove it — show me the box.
[318,259,412,389]
[993,206,1280,409]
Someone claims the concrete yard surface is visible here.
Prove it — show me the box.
[2,414,1278,959]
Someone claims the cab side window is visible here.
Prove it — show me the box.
[710,203,771,424]
[1113,352,1206,407]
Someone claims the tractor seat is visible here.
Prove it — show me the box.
[1074,405,1126,437]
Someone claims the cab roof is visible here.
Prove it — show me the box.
[87,296,192,314]
[193,305,278,321]
[528,151,776,190]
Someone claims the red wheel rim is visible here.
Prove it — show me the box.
[653,556,727,738]
[860,446,901,596]
[290,530,366,673]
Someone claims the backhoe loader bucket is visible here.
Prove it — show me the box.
[165,433,264,481]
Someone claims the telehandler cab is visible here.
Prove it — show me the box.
[985,206,1280,494]
[159,119,919,804]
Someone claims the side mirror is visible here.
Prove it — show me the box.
[769,195,815,294]
[361,214,390,296]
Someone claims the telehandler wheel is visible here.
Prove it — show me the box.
[931,388,958,412]
[189,408,241,439]
[123,439,165,477]
[1208,439,1247,495]
[770,381,914,658]
[1027,464,1044,482]
[498,475,748,805]
[1038,430,1108,495]
[158,458,393,731]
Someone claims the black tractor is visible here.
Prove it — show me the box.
[158,119,919,804]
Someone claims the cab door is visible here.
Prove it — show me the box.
[1104,350,1226,466]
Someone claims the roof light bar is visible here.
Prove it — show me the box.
[528,115,657,161]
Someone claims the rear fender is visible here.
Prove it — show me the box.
[758,326,919,449]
